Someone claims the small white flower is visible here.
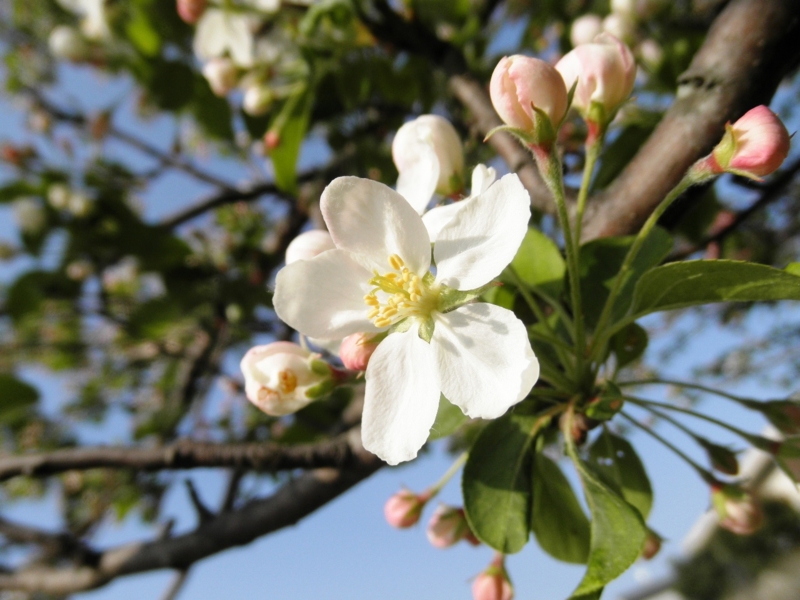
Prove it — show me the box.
[194,8,256,67]
[274,175,539,465]
[56,0,109,40]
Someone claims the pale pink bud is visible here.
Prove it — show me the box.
[556,33,636,123]
[264,130,281,150]
[240,342,332,416]
[177,0,207,24]
[641,529,662,560]
[711,485,763,535]
[637,39,664,71]
[712,106,791,179]
[472,555,513,600]
[384,489,429,528]
[285,230,335,265]
[202,58,238,97]
[602,13,636,44]
[489,55,568,135]
[48,26,89,62]
[339,333,378,371]
[570,15,603,47]
[392,115,465,196]
[242,85,274,116]
[426,505,476,548]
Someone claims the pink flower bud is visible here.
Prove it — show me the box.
[711,106,791,179]
[472,555,513,600]
[264,130,281,151]
[489,55,568,138]
[392,115,465,197]
[570,15,603,47]
[641,529,662,560]
[556,33,636,126]
[202,58,238,97]
[339,333,379,371]
[711,485,763,535]
[285,230,335,265]
[425,505,475,548]
[240,342,332,416]
[384,489,429,528]
[177,0,207,24]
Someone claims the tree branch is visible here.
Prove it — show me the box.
[0,446,382,594]
[581,0,800,241]
[0,430,366,482]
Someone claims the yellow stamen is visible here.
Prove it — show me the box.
[389,254,404,270]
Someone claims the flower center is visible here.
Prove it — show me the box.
[364,254,438,328]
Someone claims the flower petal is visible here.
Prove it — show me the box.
[396,146,439,214]
[362,325,440,465]
[432,303,539,419]
[434,174,530,290]
[321,177,431,276]
[471,164,497,195]
[422,201,464,242]
[274,249,380,339]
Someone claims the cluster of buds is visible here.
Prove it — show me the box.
[711,484,764,535]
[47,184,93,217]
[472,554,513,600]
[240,342,335,416]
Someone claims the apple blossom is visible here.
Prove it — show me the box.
[273,175,539,465]
[48,26,89,62]
[384,488,430,528]
[56,0,109,40]
[489,55,568,146]
[711,485,763,535]
[426,505,478,548]
[556,33,636,128]
[240,342,333,417]
[570,14,603,47]
[177,0,207,24]
[709,106,791,180]
[473,555,513,600]
[339,333,378,371]
[202,58,238,97]
[285,230,335,265]
[392,115,465,213]
[47,184,72,210]
[194,9,255,67]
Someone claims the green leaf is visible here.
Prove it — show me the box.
[610,322,648,369]
[630,260,800,318]
[531,452,590,564]
[270,90,314,194]
[511,226,566,298]
[149,59,194,111]
[571,590,604,600]
[568,435,647,596]
[126,6,162,57]
[588,430,653,519]
[428,395,467,441]
[579,227,672,330]
[0,374,39,420]
[463,411,542,553]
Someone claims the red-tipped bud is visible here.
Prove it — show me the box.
[641,529,662,560]
[339,333,379,371]
[264,130,281,151]
[472,554,513,600]
[710,106,791,180]
[426,505,477,549]
[177,0,207,24]
[384,489,429,528]
[711,485,763,535]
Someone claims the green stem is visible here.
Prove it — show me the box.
[506,266,564,338]
[574,135,603,246]
[620,411,717,484]
[589,175,695,363]
[427,452,468,496]
[533,149,586,388]
[618,378,763,406]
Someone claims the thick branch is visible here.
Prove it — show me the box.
[0,446,382,594]
[581,0,800,241]
[0,430,364,482]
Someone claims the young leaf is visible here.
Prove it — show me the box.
[630,260,800,318]
[270,90,314,194]
[0,374,39,421]
[511,226,566,298]
[531,452,591,564]
[463,411,541,554]
[567,437,647,597]
[610,322,648,369]
[588,429,653,519]
[428,395,467,441]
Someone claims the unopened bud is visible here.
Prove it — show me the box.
[66,259,94,281]
[285,230,335,265]
[426,505,477,548]
[240,342,332,416]
[472,554,513,600]
[641,529,662,560]
[339,333,379,371]
[602,13,636,44]
[556,34,636,131]
[709,106,791,180]
[47,184,71,210]
[264,130,281,150]
[68,192,92,217]
[489,55,568,147]
[176,0,208,24]
[392,115,465,198]
[570,14,603,47]
[13,198,46,234]
[202,58,238,97]
[48,25,89,62]
[242,84,274,116]
[384,489,430,528]
[711,485,763,535]
[637,39,664,71]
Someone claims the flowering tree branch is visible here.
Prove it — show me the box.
[581,0,800,240]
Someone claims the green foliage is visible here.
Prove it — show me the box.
[511,226,566,298]
[429,395,468,441]
[0,374,39,421]
[270,90,314,193]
